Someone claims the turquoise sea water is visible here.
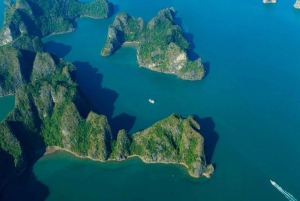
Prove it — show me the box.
[1,0,300,200]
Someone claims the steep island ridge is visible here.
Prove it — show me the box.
[0,0,114,45]
[0,1,214,191]
[101,8,205,81]
[0,0,113,97]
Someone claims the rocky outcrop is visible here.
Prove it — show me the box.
[86,112,112,161]
[263,0,277,3]
[32,52,57,81]
[110,129,131,160]
[101,8,205,81]
[0,121,25,169]
[0,46,27,97]
[294,0,300,8]
[60,103,82,149]
[0,0,114,46]
[11,35,43,53]
[0,35,44,97]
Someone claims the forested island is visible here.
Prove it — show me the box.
[101,8,205,80]
[0,0,113,45]
[0,0,213,191]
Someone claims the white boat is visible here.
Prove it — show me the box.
[270,180,276,185]
[149,99,155,104]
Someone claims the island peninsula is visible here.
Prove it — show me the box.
[0,1,213,191]
[101,8,205,81]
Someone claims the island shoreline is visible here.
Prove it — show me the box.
[44,146,211,179]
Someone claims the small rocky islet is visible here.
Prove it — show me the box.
[294,0,300,9]
[263,0,277,3]
[262,0,300,9]
[0,0,213,190]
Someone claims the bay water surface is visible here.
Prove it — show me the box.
[1,0,300,200]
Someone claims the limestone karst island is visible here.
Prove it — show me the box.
[0,0,213,191]
[101,8,205,81]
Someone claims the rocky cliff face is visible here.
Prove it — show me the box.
[32,52,57,81]
[110,129,132,160]
[0,0,114,46]
[0,34,44,97]
[0,46,27,97]
[11,34,43,53]
[86,112,112,161]
[101,13,145,56]
[101,8,205,80]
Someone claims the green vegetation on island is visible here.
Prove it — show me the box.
[0,2,213,190]
[0,0,113,45]
[101,8,205,80]
[0,51,213,186]
[0,34,45,97]
[129,114,214,178]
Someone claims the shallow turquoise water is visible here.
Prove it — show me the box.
[1,0,300,200]
[0,96,14,121]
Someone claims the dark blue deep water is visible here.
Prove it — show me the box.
[1,0,300,200]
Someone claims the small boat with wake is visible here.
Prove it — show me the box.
[270,180,298,201]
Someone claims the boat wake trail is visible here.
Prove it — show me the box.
[270,180,297,201]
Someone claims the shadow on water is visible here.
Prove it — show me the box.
[0,98,50,200]
[113,4,120,15]
[20,50,36,82]
[43,41,136,137]
[0,150,49,201]
[43,41,72,58]
[192,115,219,165]
[203,62,210,77]
[174,15,200,61]
[74,61,136,138]
[184,33,200,61]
